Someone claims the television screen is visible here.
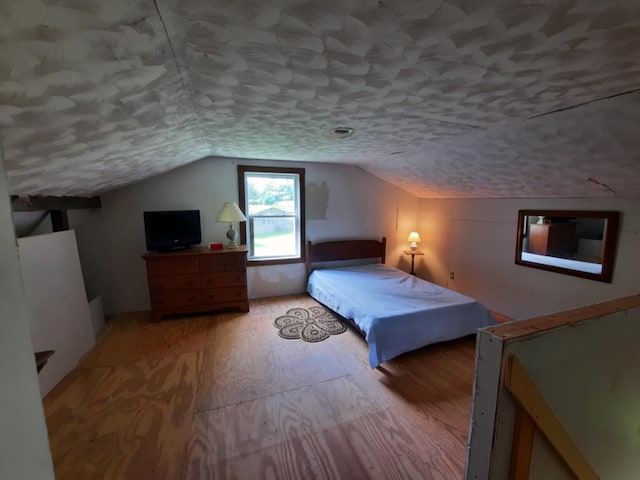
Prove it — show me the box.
[143,210,201,252]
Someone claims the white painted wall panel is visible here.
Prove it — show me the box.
[0,150,54,479]
[464,331,505,480]
[19,230,95,397]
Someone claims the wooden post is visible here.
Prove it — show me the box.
[505,354,599,480]
[50,209,69,231]
[509,407,535,479]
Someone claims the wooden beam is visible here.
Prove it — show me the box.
[11,195,101,212]
[509,406,536,480]
[505,354,599,480]
[50,210,69,232]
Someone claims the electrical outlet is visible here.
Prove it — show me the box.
[449,271,455,280]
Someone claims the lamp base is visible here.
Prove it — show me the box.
[226,224,239,249]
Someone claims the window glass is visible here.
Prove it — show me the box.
[238,166,305,264]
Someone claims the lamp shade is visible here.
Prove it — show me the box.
[407,232,421,243]
[408,231,421,252]
[216,202,247,222]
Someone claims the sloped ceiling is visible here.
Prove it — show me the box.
[1,0,639,198]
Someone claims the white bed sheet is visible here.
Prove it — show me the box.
[307,264,496,368]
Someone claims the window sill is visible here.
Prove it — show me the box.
[248,257,305,267]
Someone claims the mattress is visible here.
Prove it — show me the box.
[307,263,496,368]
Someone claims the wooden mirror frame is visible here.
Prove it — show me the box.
[515,210,620,283]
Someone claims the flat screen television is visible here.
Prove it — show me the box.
[143,210,201,252]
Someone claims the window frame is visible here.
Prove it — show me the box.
[238,165,306,266]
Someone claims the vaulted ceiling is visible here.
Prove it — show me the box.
[1,0,639,198]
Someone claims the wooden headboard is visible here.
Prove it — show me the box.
[306,237,386,275]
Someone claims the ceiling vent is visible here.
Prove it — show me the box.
[325,127,355,139]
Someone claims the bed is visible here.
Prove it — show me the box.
[306,237,497,368]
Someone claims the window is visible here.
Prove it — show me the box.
[238,165,305,265]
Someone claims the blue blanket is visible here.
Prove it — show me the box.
[307,264,496,368]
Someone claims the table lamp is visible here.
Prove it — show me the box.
[408,231,421,251]
[216,202,246,249]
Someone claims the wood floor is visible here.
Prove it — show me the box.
[43,294,479,479]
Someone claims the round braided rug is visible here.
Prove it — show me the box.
[274,306,347,342]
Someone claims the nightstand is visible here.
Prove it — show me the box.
[404,250,424,275]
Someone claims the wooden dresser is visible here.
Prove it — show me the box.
[142,246,249,322]
[529,223,576,257]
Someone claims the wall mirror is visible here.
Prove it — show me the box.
[515,210,620,283]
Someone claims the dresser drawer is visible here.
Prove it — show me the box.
[146,257,198,277]
[547,224,575,253]
[198,254,246,273]
[529,223,576,256]
[198,256,224,273]
[201,272,246,288]
[202,287,247,304]
[148,274,198,293]
[150,290,200,308]
[222,257,247,272]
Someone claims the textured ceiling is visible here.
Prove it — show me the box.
[1,0,639,198]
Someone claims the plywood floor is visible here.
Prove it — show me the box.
[43,294,479,479]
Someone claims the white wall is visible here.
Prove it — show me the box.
[75,157,418,315]
[0,149,54,479]
[19,230,96,397]
[417,197,640,319]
